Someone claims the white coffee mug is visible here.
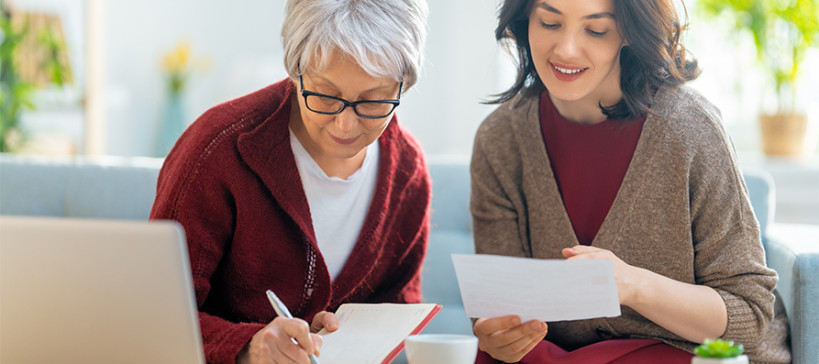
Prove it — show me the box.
[404,334,478,364]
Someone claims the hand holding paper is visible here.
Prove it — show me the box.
[452,254,621,322]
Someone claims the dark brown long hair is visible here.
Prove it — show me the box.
[489,0,700,121]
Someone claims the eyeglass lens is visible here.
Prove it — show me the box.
[305,95,395,118]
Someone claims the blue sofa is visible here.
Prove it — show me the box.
[1,153,816,363]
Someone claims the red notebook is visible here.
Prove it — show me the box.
[316,303,443,364]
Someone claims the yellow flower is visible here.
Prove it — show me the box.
[161,41,192,75]
[159,40,208,94]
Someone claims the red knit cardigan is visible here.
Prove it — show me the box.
[150,79,431,364]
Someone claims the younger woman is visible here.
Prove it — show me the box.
[470,0,791,362]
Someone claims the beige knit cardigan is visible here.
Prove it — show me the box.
[469,85,791,363]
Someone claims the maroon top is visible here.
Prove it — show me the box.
[539,91,645,246]
[477,338,693,363]
[481,92,691,362]
[150,79,431,364]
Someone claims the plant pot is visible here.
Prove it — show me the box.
[691,354,749,364]
[759,113,808,157]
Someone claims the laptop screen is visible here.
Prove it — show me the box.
[1,216,205,364]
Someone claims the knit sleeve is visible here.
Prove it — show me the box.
[686,108,777,353]
[470,112,529,258]
[150,109,263,364]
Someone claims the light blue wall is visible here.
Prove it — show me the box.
[96,0,510,157]
[13,0,819,158]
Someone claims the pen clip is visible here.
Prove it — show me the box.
[266,289,293,318]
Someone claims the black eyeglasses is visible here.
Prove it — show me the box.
[298,73,402,119]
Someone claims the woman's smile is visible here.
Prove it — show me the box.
[329,133,360,145]
[550,61,588,82]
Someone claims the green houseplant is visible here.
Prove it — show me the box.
[697,0,819,157]
[0,9,34,153]
[692,339,748,364]
[0,8,70,153]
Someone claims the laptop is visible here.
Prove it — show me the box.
[0,216,205,364]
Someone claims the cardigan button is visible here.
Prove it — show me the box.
[596,326,614,339]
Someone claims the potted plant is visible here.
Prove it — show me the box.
[0,8,34,153]
[696,0,819,157]
[0,6,71,153]
[692,339,748,364]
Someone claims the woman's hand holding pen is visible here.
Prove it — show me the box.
[237,311,339,364]
[473,315,548,363]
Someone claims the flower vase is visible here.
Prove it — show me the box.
[154,92,186,157]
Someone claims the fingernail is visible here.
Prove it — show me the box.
[529,321,542,330]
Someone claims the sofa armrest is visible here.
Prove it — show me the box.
[764,223,819,364]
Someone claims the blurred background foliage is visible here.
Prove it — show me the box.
[0,6,71,152]
[696,0,819,111]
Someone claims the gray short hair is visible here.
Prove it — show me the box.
[282,0,428,89]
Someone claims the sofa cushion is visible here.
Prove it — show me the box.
[428,157,472,231]
[0,155,162,220]
[63,161,161,219]
[1,156,70,216]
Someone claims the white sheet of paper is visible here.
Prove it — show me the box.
[452,254,621,322]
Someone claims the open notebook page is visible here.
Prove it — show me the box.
[317,303,442,364]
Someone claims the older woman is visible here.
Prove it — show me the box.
[150,1,429,363]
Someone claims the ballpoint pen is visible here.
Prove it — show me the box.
[266,289,321,364]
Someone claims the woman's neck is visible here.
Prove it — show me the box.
[548,73,624,124]
[550,94,617,124]
[550,96,610,124]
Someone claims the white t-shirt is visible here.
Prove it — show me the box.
[289,129,380,280]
